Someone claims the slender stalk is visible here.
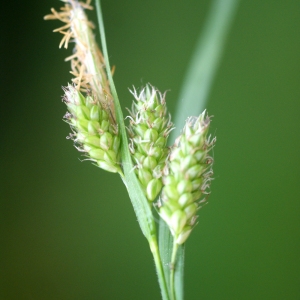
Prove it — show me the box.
[174,244,185,300]
[149,236,170,300]
[170,241,179,300]
[95,1,169,299]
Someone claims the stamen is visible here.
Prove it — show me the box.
[111,65,116,76]
[45,0,117,124]
[65,52,78,62]
[58,30,72,49]
[51,7,70,22]
[53,23,71,32]
[79,1,93,10]
[63,31,73,48]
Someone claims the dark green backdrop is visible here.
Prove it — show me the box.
[2,1,299,299]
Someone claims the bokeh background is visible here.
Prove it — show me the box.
[1,0,299,299]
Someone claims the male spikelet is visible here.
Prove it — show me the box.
[45,0,121,173]
[127,85,173,202]
[159,111,216,244]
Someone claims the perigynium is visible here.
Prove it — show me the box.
[63,85,121,173]
[159,110,216,245]
[44,0,121,173]
[127,85,173,202]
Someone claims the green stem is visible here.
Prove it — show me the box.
[95,1,169,299]
[170,240,179,300]
[149,236,170,300]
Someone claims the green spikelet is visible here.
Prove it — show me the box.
[159,110,216,244]
[127,85,173,202]
[63,85,121,173]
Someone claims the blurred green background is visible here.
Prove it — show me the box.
[1,0,299,299]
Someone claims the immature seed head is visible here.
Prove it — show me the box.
[159,110,216,244]
[127,85,173,202]
[63,84,121,173]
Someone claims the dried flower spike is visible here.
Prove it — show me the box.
[44,0,114,105]
[127,85,173,202]
[159,110,216,244]
[45,1,121,173]
[44,0,116,124]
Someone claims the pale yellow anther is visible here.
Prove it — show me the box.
[79,1,93,10]
[65,53,78,62]
[57,30,73,49]
[53,23,71,32]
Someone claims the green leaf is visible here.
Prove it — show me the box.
[95,0,155,240]
[174,244,185,300]
[159,218,173,291]
[171,0,240,140]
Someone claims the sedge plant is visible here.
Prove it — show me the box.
[45,0,238,299]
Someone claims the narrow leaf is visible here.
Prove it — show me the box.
[95,0,155,240]
[159,218,173,291]
[171,0,240,141]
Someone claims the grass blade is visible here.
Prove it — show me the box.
[159,218,173,290]
[95,0,154,241]
[171,0,239,140]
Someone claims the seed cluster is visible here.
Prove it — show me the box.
[159,111,216,244]
[127,86,173,202]
[64,85,121,173]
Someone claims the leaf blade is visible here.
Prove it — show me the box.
[95,0,155,240]
[171,0,240,141]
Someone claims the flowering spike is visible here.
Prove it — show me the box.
[159,110,216,244]
[45,1,121,174]
[44,0,116,126]
[127,85,173,202]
